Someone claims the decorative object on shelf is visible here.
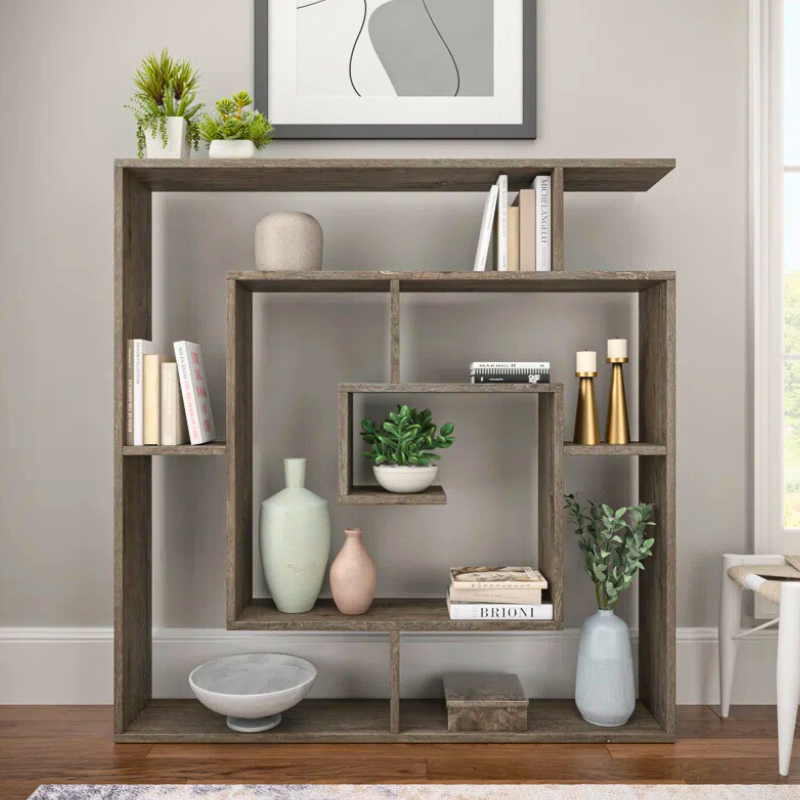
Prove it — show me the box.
[174,341,216,445]
[329,527,377,615]
[199,91,273,158]
[189,653,316,732]
[254,0,536,140]
[260,458,330,613]
[605,338,631,445]
[255,212,323,271]
[443,671,529,732]
[361,405,455,494]
[573,351,600,445]
[564,494,655,727]
[470,361,550,384]
[125,48,202,159]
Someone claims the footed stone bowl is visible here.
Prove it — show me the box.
[189,653,316,732]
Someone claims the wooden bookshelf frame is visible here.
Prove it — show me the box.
[114,158,675,743]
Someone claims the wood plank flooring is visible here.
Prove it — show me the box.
[1,705,799,798]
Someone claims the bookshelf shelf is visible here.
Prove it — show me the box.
[114,158,675,745]
[122,442,227,456]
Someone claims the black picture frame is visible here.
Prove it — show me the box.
[254,0,536,140]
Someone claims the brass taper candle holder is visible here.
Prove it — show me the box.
[605,357,630,445]
[573,371,600,445]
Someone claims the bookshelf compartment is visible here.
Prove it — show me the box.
[123,442,227,457]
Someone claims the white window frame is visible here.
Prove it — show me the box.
[752,0,786,617]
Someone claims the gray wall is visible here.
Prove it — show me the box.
[0,0,748,630]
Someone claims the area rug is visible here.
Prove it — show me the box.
[26,787,799,799]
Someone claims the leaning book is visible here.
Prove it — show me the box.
[174,341,216,445]
[447,592,554,621]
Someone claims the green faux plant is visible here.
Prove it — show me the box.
[198,91,274,149]
[126,48,202,157]
[361,405,455,467]
[564,494,655,611]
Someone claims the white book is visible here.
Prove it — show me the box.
[494,175,508,271]
[160,361,189,446]
[470,362,550,372]
[473,184,499,272]
[174,341,216,445]
[534,175,551,272]
[130,339,152,447]
[447,593,554,621]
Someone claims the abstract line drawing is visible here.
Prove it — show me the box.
[296,0,493,98]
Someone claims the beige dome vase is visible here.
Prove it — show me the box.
[329,528,377,615]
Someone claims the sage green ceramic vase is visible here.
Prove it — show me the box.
[260,458,331,613]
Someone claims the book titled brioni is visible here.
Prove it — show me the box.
[470,362,550,384]
[447,593,554,621]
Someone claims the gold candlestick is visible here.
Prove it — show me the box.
[605,357,630,445]
[573,371,600,445]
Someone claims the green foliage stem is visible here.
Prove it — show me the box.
[198,91,274,149]
[564,494,655,610]
[125,49,202,158]
[361,405,455,467]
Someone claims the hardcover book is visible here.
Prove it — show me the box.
[494,175,508,271]
[160,361,189,446]
[508,205,520,272]
[128,339,152,447]
[174,341,216,445]
[534,175,551,272]
[447,592,554,621]
[470,362,550,384]
[512,189,536,272]
[473,184,499,272]
[450,567,547,588]
[143,354,166,446]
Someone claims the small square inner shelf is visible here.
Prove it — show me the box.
[443,671,529,733]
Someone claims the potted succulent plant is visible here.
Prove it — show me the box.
[126,49,202,159]
[199,92,274,158]
[564,494,655,728]
[361,405,455,494]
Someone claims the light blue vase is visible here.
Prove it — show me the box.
[259,458,331,613]
[575,609,636,727]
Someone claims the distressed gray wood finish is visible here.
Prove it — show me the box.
[114,168,153,734]
[390,280,400,383]
[123,442,226,457]
[337,389,354,498]
[564,442,667,456]
[341,382,559,394]
[390,632,400,734]
[638,280,677,739]
[551,167,565,272]
[342,486,447,506]
[226,281,253,626]
[232,270,674,294]
[538,391,565,625]
[231,598,561,632]
[444,672,528,733]
[116,699,669,743]
[114,159,675,193]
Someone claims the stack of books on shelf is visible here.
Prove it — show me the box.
[470,361,551,384]
[447,567,552,620]
[126,340,216,446]
[473,174,551,273]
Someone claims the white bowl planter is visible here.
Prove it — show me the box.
[209,139,257,159]
[374,464,439,494]
[189,653,316,733]
[144,116,188,159]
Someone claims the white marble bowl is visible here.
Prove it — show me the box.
[189,653,316,732]
[373,464,439,493]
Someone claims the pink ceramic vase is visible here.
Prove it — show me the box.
[329,528,377,615]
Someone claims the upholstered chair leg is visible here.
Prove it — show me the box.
[720,555,745,718]
[777,582,800,776]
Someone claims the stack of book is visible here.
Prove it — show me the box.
[447,567,552,620]
[126,340,216,446]
[470,361,551,384]
[473,174,551,273]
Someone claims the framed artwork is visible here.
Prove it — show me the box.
[254,0,536,139]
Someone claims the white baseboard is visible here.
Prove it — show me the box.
[0,626,780,706]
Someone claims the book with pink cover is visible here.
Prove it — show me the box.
[174,341,216,445]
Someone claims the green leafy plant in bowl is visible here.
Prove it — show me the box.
[125,48,202,158]
[199,92,274,157]
[361,405,455,494]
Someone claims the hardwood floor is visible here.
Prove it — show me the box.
[1,705,798,797]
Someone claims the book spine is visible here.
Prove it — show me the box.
[495,175,508,271]
[508,205,520,272]
[126,340,134,446]
[472,375,550,384]
[174,342,202,445]
[535,176,551,272]
[473,185,499,272]
[161,362,187,446]
[471,362,550,370]
[187,342,216,444]
[132,340,146,447]
[448,602,553,620]
[516,189,536,271]
[143,355,162,445]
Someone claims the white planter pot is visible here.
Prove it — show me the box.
[373,464,438,494]
[209,140,257,159]
[144,116,188,159]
